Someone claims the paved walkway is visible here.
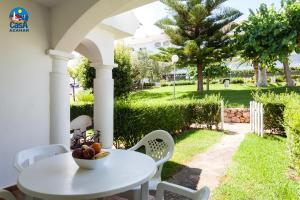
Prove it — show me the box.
[165,123,251,199]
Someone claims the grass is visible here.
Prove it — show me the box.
[162,129,223,180]
[128,83,300,108]
[212,134,300,200]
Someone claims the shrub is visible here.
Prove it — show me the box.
[113,44,133,98]
[175,80,196,86]
[71,95,222,148]
[284,95,300,175]
[143,82,155,88]
[276,76,285,83]
[160,80,196,87]
[231,77,244,84]
[253,92,287,135]
[211,79,218,84]
[70,102,93,121]
[192,95,222,129]
[76,89,94,103]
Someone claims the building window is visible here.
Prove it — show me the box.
[154,42,161,48]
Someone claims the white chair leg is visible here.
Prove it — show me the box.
[140,182,149,200]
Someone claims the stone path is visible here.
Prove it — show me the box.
[165,123,251,199]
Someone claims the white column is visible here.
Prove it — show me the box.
[91,63,117,149]
[48,50,73,147]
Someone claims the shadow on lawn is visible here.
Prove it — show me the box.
[163,161,202,200]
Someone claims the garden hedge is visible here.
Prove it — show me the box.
[71,95,222,148]
[284,96,300,175]
[231,77,245,84]
[254,92,300,175]
[161,80,196,87]
[253,92,286,135]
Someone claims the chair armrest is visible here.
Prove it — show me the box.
[156,182,210,200]
[0,189,16,200]
[155,150,173,167]
[128,142,143,151]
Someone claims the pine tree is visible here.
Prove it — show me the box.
[156,0,242,93]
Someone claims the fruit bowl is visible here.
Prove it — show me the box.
[73,152,110,170]
[72,143,110,170]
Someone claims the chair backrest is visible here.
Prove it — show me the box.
[14,144,68,172]
[133,130,174,179]
[156,182,210,200]
[0,189,16,200]
[70,115,92,132]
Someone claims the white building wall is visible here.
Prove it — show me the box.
[0,0,51,187]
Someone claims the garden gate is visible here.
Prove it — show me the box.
[250,101,264,137]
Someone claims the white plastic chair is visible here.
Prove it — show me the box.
[0,189,16,200]
[70,115,92,132]
[120,130,174,199]
[14,144,68,172]
[156,182,210,200]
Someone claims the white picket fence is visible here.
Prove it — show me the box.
[250,101,264,137]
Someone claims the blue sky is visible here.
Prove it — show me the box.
[134,0,281,37]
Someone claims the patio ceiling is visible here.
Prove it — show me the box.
[32,0,62,7]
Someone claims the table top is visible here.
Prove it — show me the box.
[17,149,157,200]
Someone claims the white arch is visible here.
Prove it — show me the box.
[75,38,103,64]
[52,0,154,52]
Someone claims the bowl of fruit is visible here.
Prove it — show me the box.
[72,143,110,170]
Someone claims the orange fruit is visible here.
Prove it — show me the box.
[91,143,101,154]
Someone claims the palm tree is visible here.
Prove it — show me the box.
[156,0,242,93]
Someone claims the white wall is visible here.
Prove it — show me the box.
[0,0,51,187]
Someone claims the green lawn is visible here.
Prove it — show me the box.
[162,129,223,180]
[212,134,300,200]
[129,83,300,108]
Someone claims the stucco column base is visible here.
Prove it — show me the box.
[92,63,117,149]
[48,50,73,147]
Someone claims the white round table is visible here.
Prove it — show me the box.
[17,149,157,200]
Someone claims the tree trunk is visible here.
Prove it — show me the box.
[283,58,295,86]
[197,64,203,93]
[206,76,210,91]
[257,66,268,87]
[253,61,259,86]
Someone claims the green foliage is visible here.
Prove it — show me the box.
[76,89,94,103]
[213,134,300,200]
[276,76,286,83]
[231,77,245,84]
[193,95,222,129]
[230,69,254,77]
[284,95,300,175]
[67,67,79,79]
[114,96,222,148]
[77,57,95,90]
[71,95,222,148]
[113,44,133,98]
[70,102,93,121]
[253,91,300,175]
[156,0,242,92]
[161,80,196,87]
[234,3,298,68]
[143,82,155,88]
[285,0,300,51]
[253,92,288,135]
[131,50,169,86]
